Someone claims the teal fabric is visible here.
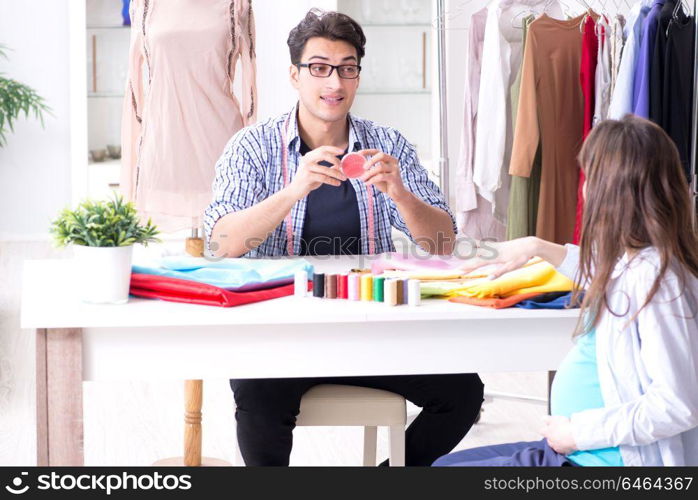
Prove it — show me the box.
[551,330,624,466]
[132,257,314,291]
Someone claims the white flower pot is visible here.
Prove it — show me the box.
[73,245,134,304]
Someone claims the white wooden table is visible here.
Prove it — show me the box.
[21,256,579,465]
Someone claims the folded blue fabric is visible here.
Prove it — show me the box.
[132,257,314,291]
[514,292,580,310]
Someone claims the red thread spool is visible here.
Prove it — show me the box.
[337,274,348,299]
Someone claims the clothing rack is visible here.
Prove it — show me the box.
[436,0,450,204]
[435,0,698,228]
[691,0,698,227]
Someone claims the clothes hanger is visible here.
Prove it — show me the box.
[666,0,689,37]
[431,0,476,30]
[593,0,613,38]
[576,0,593,11]
[511,0,556,29]
[556,0,575,19]
[673,0,690,20]
[576,0,595,33]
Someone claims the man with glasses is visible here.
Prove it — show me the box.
[204,8,483,466]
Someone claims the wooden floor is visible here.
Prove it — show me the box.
[0,240,549,466]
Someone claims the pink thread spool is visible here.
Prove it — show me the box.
[341,153,367,179]
[347,273,360,301]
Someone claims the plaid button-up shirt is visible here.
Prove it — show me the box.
[204,104,456,257]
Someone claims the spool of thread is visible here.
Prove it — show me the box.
[326,274,338,299]
[402,279,410,305]
[384,279,398,306]
[373,276,385,302]
[348,273,360,301]
[408,279,421,307]
[396,279,404,305]
[294,270,308,298]
[337,274,348,299]
[312,273,325,298]
[360,274,373,301]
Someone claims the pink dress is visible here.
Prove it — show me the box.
[454,7,506,242]
[121,0,257,232]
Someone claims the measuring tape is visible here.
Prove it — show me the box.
[280,112,376,255]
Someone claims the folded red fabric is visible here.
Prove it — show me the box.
[130,273,301,307]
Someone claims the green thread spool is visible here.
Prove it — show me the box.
[373,276,385,302]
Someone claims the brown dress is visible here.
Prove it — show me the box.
[509,13,588,244]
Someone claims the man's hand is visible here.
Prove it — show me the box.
[358,149,409,202]
[288,145,347,200]
[540,416,578,455]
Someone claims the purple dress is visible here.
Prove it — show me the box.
[632,0,667,117]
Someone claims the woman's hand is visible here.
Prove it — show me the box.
[540,415,578,455]
[458,237,540,279]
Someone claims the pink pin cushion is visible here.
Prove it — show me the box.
[341,153,367,178]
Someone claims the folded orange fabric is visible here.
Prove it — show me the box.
[448,292,544,309]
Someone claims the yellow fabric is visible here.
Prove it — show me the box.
[446,261,574,299]
[381,270,473,280]
[381,257,545,282]
[420,279,489,297]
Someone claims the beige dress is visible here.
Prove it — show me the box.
[509,13,587,245]
[121,0,257,232]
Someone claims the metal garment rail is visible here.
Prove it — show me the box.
[691,0,698,231]
[436,0,450,204]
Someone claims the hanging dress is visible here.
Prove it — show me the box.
[472,0,562,226]
[506,14,541,240]
[454,7,507,241]
[662,8,695,179]
[510,13,590,245]
[573,14,599,245]
[121,0,257,232]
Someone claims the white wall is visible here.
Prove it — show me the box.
[2,0,554,238]
[257,0,435,169]
[0,0,337,240]
[0,0,73,239]
[255,0,337,121]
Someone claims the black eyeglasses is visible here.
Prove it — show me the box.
[297,62,362,79]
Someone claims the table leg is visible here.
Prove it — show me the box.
[547,370,556,415]
[36,328,84,466]
[184,379,203,466]
[153,380,231,467]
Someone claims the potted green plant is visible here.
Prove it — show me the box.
[0,44,51,146]
[50,195,160,304]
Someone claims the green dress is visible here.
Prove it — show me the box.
[506,15,542,241]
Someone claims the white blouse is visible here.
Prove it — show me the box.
[557,244,698,466]
[593,16,612,126]
[608,0,652,119]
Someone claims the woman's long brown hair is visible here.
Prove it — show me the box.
[573,115,698,333]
